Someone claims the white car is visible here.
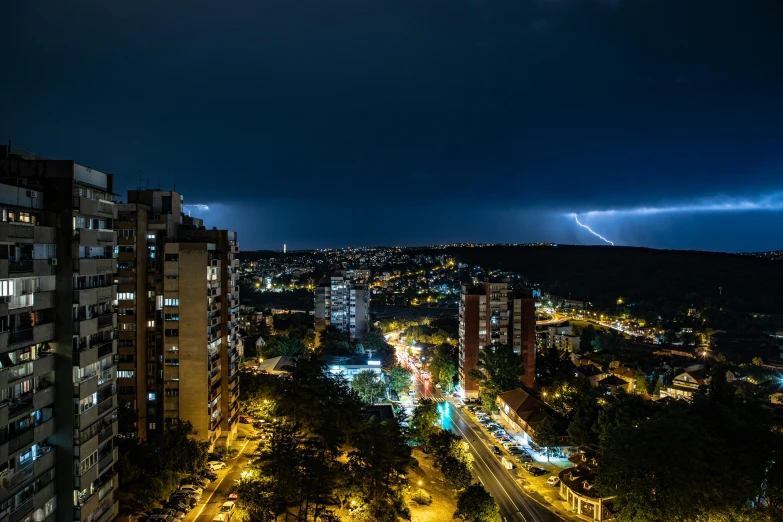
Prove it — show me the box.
[179,484,203,495]
[547,476,560,486]
[435,383,442,389]
[220,501,236,518]
[208,461,227,471]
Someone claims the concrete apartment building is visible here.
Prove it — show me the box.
[0,145,119,522]
[115,190,240,448]
[314,273,369,344]
[459,278,536,397]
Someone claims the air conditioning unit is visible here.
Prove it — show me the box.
[0,471,12,489]
[26,190,37,198]
[49,258,58,266]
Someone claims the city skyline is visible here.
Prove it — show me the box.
[2,1,782,252]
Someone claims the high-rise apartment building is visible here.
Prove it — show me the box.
[314,273,369,344]
[115,190,240,448]
[459,278,536,397]
[0,145,119,522]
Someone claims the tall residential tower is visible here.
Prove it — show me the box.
[115,190,240,448]
[459,278,536,397]
[0,145,119,522]
[314,273,369,345]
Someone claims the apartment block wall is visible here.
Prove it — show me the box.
[0,147,119,522]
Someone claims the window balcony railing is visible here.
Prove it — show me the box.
[8,328,34,346]
[97,313,114,329]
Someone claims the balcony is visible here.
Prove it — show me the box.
[8,260,33,274]
[33,385,55,411]
[32,290,54,311]
[7,328,33,347]
[98,447,117,474]
[74,196,116,219]
[97,313,115,329]
[33,322,55,344]
[74,285,116,306]
[97,396,116,416]
[74,339,116,367]
[7,428,34,454]
[78,258,117,276]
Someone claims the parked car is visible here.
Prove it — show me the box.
[408,390,417,396]
[515,455,533,463]
[208,460,227,471]
[220,501,236,518]
[147,515,174,522]
[228,492,239,501]
[165,500,191,513]
[182,477,209,487]
[153,508,186,520]
[547,476,561,486]
[239,415,253,424]
[177,490,202,502]
[527,467,548,476]
[496,435,511,442]
[201,470,218,481]
[435,383,442,389]
[169,495,198,509]
[490,446,502,455]
[179,484,204,495]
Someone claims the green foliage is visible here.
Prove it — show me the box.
[428,430,473,489]
[533,417,560,462]
[427,343,458,391]
[468,343,524,413]
[262,335,308,358]
[594,391,652,445]
[411,488,432,505]
[389,365,413,395]
[454,484,502,522]
[596,371,781,521]
[349,418,413,515]
[352,370,387,404]
[409,399,439,449]
[566,384,601,447]
[591,332,625,353]
[361,328,396,369]
[406,324,454,346]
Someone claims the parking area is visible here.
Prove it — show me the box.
[462,404,581,521]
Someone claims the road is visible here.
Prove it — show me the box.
[411,376,562,522]
[189,432,259,522]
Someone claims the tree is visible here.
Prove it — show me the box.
[591,332,624,353]
[752,356,764,366]
[409,399,439,448]
[455,484,502,522]
[389,365,413,396]
[318,325,352,355]
[567,384,601,447]
[468,343,523,413]
[261,335,307,358]
[594,391,652,445]
[428,343,458,391]
[352,370,387,404]
[348,418,413,515]
[533,417,560,462]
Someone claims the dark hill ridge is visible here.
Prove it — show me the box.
[407,245,782,313]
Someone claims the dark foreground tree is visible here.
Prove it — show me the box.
[455,484,502,522]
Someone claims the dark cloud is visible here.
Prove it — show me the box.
[1,0,781,251]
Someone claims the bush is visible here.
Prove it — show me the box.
[411,488,432,505]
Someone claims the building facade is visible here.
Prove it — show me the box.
[458,278,536,396]
[314,274,369,344]
[114,190,240,449]
[0,145,119,522]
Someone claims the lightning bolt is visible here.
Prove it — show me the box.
[573,214,614,245]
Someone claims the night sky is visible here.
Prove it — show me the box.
[2,0,782,251]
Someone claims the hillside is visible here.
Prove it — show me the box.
[412,245,783,313]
